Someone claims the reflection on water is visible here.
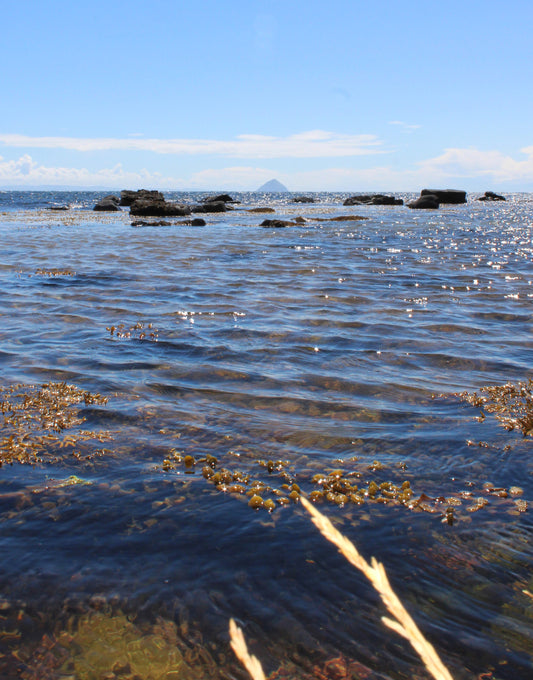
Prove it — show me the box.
[0,192,532,679]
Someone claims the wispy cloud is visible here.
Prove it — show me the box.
[0,131,384,159]
[388,121,421,133]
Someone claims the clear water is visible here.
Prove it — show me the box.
[0,191,532,679]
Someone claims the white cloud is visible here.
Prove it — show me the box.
[3,143,533,191]
[0,154,177,188]
[417,146,533,182]
[0,131,384,158]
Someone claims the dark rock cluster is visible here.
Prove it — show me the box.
[343,194,403,206]
[478,191,506,201]
[408,189,467,209]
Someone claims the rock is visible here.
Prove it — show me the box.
[293,196,315,203]
[343,194,403,206]
[131,220,172,226]
[131,218,206,226]
[120,189,165,206]
[408,194,440,209]
[247,207,276,213]
[130,198,191,217]
[93,195,121,211]
[420,189,466,204]
[202,193,235,203]
[260,218,303,228]
[256,179,289,192]
[478,191,506,201]
[48,205,69,211]
[191,201,227,213]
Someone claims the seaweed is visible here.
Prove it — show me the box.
[458,379,533,436]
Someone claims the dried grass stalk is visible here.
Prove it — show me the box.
[229,618,267,680]
[300,495,454,680]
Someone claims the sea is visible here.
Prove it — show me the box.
[0,190,532,679]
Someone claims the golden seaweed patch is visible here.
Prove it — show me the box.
[34,268,75,277]
[157,452,528,522]
[107,322,159,341]
[458,379,533,436]
[0,382,111,465]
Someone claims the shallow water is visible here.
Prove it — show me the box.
[0,190,532,679]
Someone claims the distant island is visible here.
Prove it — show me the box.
[256,179,289,192]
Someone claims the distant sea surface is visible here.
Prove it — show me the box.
[0,190,532,679]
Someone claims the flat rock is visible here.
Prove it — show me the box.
[420,189,466,204]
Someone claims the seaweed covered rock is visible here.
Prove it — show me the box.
[420,189,467,204]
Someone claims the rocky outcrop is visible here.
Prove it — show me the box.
[420,189,466,204]
[93,195,121,211]
[130,198,191,217]
[478,191,506,201]
[343,194,403,206]
[120,189,165,206]
[408,194,440,209]
[293,196,315,203]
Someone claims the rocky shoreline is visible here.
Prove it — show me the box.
[91,187,506,222]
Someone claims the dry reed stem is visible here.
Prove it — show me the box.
[229,618,267,680]
[300,495,454,680]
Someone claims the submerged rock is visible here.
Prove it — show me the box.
[420,189,467,204]
[260,218,305,228]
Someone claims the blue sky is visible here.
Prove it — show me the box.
[1,0,532,191]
